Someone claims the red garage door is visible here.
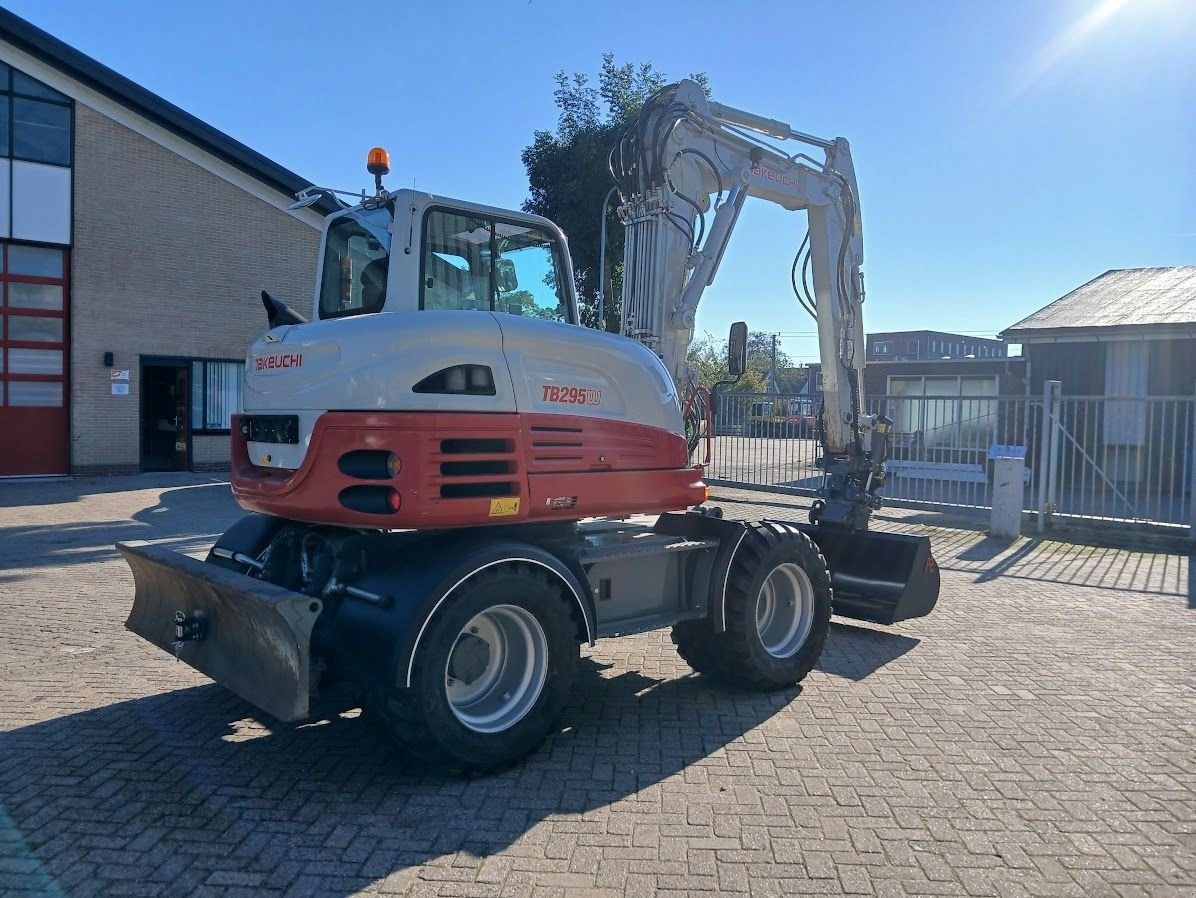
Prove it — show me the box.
[0,243,68,476]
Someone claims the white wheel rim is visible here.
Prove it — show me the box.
[755,562,816,658]
[445,604,548,734]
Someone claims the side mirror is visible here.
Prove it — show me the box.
[495,258,518,293]
[727,321,748,376]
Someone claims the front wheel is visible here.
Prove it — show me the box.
[370,564,579,775]
[672,522,831,690]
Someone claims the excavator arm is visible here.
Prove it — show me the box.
[612,80,885,530]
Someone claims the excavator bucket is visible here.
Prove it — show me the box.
[119,542,322,722]
[796,525,940,625]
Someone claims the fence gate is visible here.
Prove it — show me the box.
[1035,381,1195,531]
[707,387,1194,535]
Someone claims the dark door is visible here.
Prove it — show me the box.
[141,364,190,471]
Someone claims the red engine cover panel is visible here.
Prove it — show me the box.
[231,411,706,528]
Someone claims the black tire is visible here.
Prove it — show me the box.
[671,522,831,690]
[370,563,579,775]
[670,617,721,676]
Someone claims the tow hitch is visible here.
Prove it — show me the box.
[172,610,208,659]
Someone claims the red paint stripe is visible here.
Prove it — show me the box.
[232,411,705,528]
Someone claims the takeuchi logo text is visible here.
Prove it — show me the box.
[255,353,303,371]
[750,165,797,189]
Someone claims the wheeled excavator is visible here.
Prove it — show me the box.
[119,81,939,773]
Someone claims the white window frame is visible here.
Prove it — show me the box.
[885,374,998,450]
[190,359,244,433]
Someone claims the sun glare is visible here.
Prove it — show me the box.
[1010,0,1194,99]
[1013,0,1135,97]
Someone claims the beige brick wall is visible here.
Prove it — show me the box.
[69,103,320,474]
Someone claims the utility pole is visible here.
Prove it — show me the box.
[766,333,781,395]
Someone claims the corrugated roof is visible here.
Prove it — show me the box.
[1003,267,1196,338]
[0,8,338,216]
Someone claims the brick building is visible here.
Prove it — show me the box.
[0,10,330,476]
[866,330,1006,362]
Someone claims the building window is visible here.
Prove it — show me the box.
[887,375,998,449]
[1,243,67,408]
[0,65,72,167]
[873,341,889,355]
[190,360,243,432]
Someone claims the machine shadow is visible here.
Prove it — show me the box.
[818,621,920,681]
[0,483,236,573]
[0,472,232,509]
[0,658,797,897]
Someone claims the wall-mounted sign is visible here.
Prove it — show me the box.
[111,383,129,396]
[111,369,130,381]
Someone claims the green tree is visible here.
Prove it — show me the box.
[521,54,708,332]
[687,330,805,394]
[497,289,561,321]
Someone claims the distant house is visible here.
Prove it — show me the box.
[808,328,1024,404]
[1002,267,1196,487]
[1001,267,1196,398]
[867,330,1006,362]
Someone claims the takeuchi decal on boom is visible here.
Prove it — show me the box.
[750,165,797,190]
[255,353,303,371]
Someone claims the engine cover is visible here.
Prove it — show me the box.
[242,311,684,470]
[233,311,706,527]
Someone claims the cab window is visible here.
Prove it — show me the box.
[421,208,571,323]
[318,206,392,319]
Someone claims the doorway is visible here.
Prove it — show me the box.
[141,363,190,471]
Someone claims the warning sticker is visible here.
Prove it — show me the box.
[488,498,520,517]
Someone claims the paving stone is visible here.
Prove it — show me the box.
[0,474,1191,897]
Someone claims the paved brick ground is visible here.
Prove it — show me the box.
[1,474,1192,897]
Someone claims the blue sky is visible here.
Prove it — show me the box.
[11,0,1194,363]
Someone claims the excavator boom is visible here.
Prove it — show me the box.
[612,80,884,530]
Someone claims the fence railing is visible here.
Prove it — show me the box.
[706,388,1195,533]
[1035,385,1194,530]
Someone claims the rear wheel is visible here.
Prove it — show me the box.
[370,564,579,775]
[671,522,831,690]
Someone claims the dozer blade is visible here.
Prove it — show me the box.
[795,525,940,625]
[118,542,322,722]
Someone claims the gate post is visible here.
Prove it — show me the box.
[1037,380,1062,534]
[990,455,1025,539]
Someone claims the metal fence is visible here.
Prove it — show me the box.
[707,386,1195,534]
[1035,384,1194,531]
